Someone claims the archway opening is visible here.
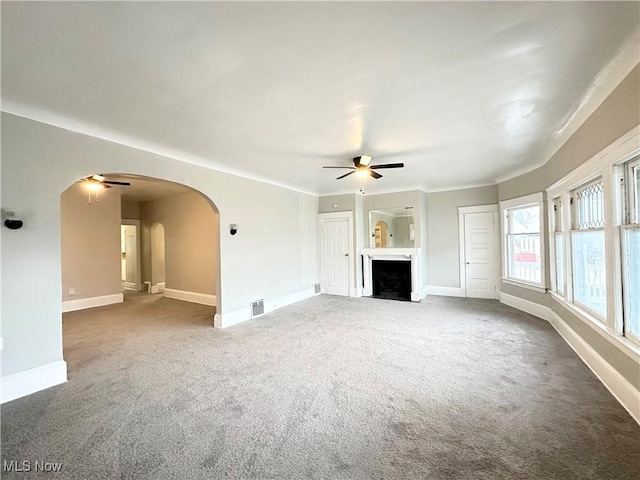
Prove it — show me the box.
[60,173,221,376]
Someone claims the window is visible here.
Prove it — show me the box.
[501,193,544,289]
[547,128,639,358]
[571,180,606,319]
[622,156,640,343]
[552,197,565,295]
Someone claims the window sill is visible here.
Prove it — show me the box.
[549,291,640,361]
[501,278,546,294]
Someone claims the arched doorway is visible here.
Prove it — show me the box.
[60,173,221,375]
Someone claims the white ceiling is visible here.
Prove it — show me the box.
[2,2,639,196]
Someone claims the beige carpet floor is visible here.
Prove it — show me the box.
[2,293,639,479]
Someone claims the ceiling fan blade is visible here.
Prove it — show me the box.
[370,171,383,179]
[369,163,404,170]
[323,166,355,169]
[103,181,131,186]
[336,171,356,180]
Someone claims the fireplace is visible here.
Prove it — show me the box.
[361,247,422,302]
[372,260,411,301]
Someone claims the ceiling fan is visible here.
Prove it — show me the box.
[323,155,404,180]
[79,174,131,190]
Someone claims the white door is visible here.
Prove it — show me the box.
[320,217,351,296]
[463,212,497,299]
[124,226,138,288]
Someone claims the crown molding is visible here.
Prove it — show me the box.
[1,103,320,197]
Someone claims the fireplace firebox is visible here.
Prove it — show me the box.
[372,260,411,301]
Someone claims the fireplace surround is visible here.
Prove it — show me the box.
[361,248,422,302]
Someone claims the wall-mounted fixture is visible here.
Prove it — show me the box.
[2,208,24,229]
[230,224,238,236]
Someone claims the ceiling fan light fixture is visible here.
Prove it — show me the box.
[355,169,370,178]
[92,174,105,182]
[358,155,372,166]
[85,179,105,191]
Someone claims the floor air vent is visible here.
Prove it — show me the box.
[251,299,265,318]
[314,283,321,295]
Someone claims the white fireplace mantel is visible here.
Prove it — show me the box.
[361,248,422,301]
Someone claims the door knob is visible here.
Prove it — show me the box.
[344,253,349,256]
[466,262,470,265]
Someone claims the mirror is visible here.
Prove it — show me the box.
[369,207,415,248]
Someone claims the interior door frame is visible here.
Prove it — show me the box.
[318,211,354,297]
[457,205,500,299]
[121,218,142,292]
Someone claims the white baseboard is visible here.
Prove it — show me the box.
[62,293,124,313]
[499,292,553,321]
[1,360,67,404]
[500,291,639,424]
[164,288,216,306]
[150,282,165,294]
[427,285,465,297]
[549,311,640,424]
[215,287,315,329]
[420,285,429,300]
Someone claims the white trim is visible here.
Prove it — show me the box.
[361,247,420,257]
[458,211,466,296]
[62,293,123,313]
[319,212,355,297]
[121,219,141,291]
[500,291,639,423]
[1,106,318,197]
[458,204,499,214]
[164,288,216,306]
[1,361,68,404]
[500,278,547,294]
[214,287,315,329]
[150,282,165,294]
[547,127,640,196]
[499,292,553,321]
[420,284,429,300]
[361,248,422,301]
[0,337,3,351]
[500,192,546,289]
[499,191,544,210]
[549,311,640,425]
[458,204,500,299]
[550,293,640,361]
[427,285,465,297]
[123,281,137,290]
[321,181,499,198]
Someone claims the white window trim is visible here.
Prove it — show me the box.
[499,192,546,291]
[549,290,640,360]
[547,125,640,350]
[624,156,640,225]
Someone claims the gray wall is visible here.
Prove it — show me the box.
[139,191,219,295]
[60,184,122,301]
[551,299,639,390]
[1,113,319,377]
[426,185,498,287]
[318,194,356,214]
[319,190,429,294]
[497,64,640,392]
[121,200,140,219]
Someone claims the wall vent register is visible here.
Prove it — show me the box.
[251,299,265,318]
